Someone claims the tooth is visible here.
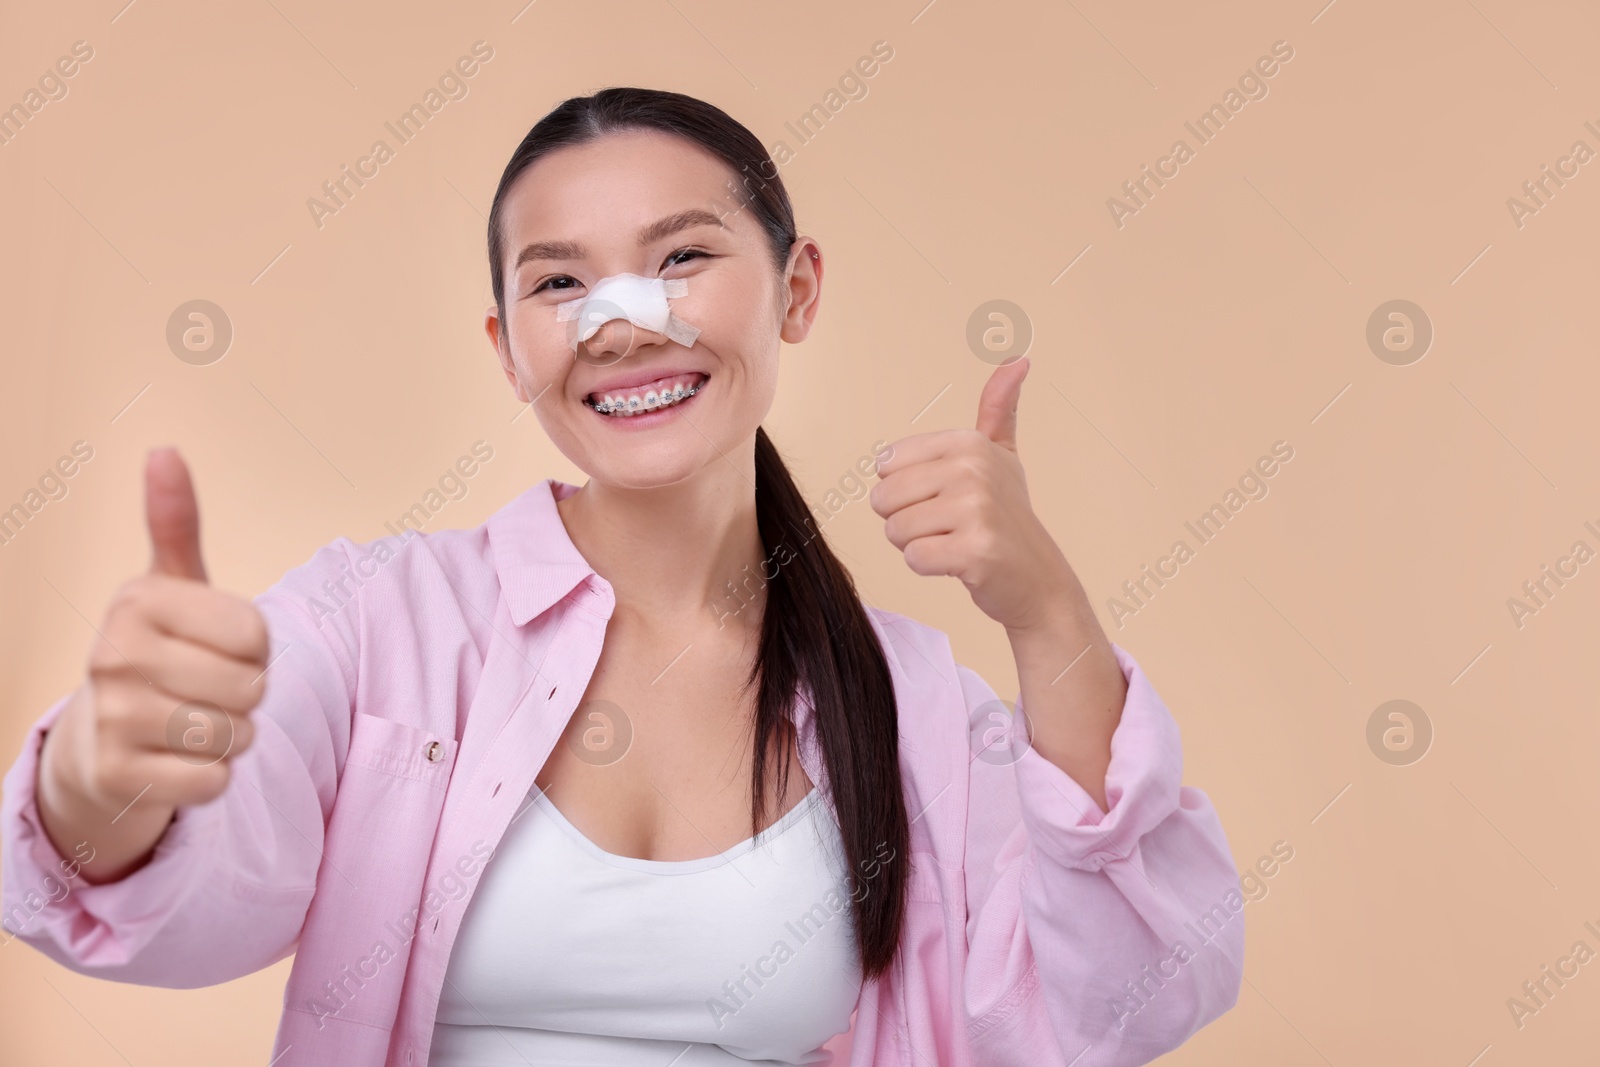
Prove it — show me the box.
[587,379,708,417]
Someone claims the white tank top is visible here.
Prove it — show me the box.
[429,783,863,1066]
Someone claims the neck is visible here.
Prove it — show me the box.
[556,448,767,632]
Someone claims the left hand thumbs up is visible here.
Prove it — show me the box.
[871,354,1077,631]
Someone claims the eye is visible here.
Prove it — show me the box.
[530,275,580,296]
[663,247,708,269]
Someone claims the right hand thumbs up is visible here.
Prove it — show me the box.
[145,447,209,583]
[37,448,275,883]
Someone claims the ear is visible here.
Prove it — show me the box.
[778,238,823,345]
[485,303,530,404]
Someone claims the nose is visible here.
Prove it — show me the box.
[576,316,669,367]
[558,273,701,366]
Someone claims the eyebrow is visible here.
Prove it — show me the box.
[512,209,726,271]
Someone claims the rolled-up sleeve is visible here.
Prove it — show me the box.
[0,540,363,988]
[961,642,1245,1066]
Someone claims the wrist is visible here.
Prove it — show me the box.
[1003,569,1097,643]
[35,690,174,884]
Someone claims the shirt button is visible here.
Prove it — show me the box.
[424,741,443,762]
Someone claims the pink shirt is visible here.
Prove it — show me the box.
[1,477,1245,1066]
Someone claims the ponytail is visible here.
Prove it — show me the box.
[747,426,908,979]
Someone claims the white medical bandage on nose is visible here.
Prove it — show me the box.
[553,273,701,351]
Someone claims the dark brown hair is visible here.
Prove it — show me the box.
[485,87,908,980]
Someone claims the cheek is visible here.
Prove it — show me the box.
[726,344,782,435]
[703,300,779,399]
[507,305,573,377]
[705,274,781,354]
[678,267,773,340]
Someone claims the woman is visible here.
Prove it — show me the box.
[1,88,1244,1066]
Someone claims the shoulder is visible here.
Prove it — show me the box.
[252,518,507,662]
[861,602,949,659]
[264,475,560,604]
[859,603,965,692]
[263,523,492,602]
[860,603,1008,722]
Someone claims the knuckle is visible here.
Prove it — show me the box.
[94,765,141,805]
[215,595,269,660]
[163,758,225,807]
[97,742,154,793]
[105,578,142,616]
[109,575,160,617]
[227,714,256,757]
[86,635,128,677]
[240,606,271,661]
[192,761,232,803]
[92,687,139,730]
[229,666,266,713]
[91,626,159,684]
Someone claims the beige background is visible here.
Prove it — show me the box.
[2,0,1597,1063]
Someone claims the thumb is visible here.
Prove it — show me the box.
[145,448,209,583]
[975,356,1029,451]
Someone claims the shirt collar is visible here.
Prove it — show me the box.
[486,477,608,626]
[485,476,849,783]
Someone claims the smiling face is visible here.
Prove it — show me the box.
[486,128,822,489]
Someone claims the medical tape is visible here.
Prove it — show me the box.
[554,273,702,351]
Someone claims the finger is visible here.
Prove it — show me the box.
[874,430,966,478]
[151,706,257,766]
[113,693,257,760]
[900,532,965,579]
[975,356,1029,450]
[128,577,271,664]
[869,461,947,519]
[117,630,269,715]
[113,750,233,807]
[92,681,253,761]
[883,497,961,551]
[145,448,209,583]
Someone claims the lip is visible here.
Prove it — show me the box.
[583,368,709,400]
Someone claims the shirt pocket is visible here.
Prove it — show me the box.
[897,852,964,1040]
[329,710,460,883]
[283,713,463,1031]
[904,848,970,907]
[344,711,458,783]
[316,713,457,931]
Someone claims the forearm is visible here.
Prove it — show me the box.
[1005,567,1126,814]
[3,668,325,984]
[963,641,1244,1061]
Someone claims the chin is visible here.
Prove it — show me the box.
[582,447,714,491]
